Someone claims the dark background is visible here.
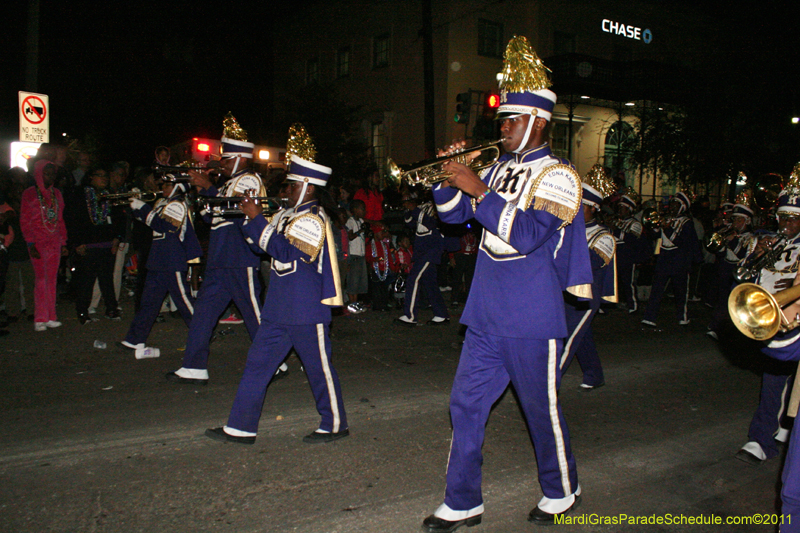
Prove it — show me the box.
[1,1,799,169]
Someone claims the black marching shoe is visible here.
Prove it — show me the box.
[302,429,350,444]
[165,371,208,385]
[204,427,255,445]
[422,514,482,533]
[528,495,581,525]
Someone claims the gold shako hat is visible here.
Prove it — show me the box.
[496,35,557,122]
[581,165,614,209]
[220,112,254,158]
[286,123,330,187]
[732,189,754,218]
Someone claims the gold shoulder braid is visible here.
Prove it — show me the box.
[522,164,582,228]
[588,231,616,266]
[284,213,326,262]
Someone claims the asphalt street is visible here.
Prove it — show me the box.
[0,293,790,533]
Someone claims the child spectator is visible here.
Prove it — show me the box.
[366,221,396,311]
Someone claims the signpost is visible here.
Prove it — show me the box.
[19,91,49,143]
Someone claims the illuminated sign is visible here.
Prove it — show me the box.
[601,19,652,44]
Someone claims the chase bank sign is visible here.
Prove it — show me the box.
[601,19,652,44]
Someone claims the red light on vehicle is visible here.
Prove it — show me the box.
[486,94,500,108]
[196,143,211,153]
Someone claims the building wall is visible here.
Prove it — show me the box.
[272,0,715,196]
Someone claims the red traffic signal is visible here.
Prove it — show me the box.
[486,93,500,108]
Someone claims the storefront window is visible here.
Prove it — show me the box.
[604,121,636,187]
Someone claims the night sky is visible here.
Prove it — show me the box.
[2,1,798,170]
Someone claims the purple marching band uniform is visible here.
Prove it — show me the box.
[122,185,201,353]
[171,136,265,382]
[561,177,617,390]
[707,202,754,336]
[612,193,648,313]
[430,142,593,522]
[737,229,800,463]
[402,201,449,323]
[641,192,702,326]
[221,155,348,440]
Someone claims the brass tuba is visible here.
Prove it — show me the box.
[386,140,503,188]
[728,282,800,340]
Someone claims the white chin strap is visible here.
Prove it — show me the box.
[231,156,242,175]
[295,181,309,208]
[513,113,537,153]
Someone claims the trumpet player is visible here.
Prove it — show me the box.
[641,192,702,327]
[706,198,753,340]
[166,114,266,386]
[735,189,800,466]
[118,178,201,359]
[422,36,592,531]
[612,189,649,314]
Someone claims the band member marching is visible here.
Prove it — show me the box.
[119,177,202,358]
[206,124,348,445]
[560,165,617,391]
[422,36,593,531]
[612,188,648,313]
[166,113,266,385]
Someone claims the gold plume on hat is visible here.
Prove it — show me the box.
[499,35,552,93]
[583,164,615,198]
[784,162,800,196]
[222,112,248,141]
[620,186,641,206]
[734,188,752,207]
[287,123,317,163]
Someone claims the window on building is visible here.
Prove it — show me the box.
[373,34,390,68]
[478,19,503,58]
[604,120,637,187]
[336,47,350,78]
[554,31,576,55]
[306,57,319,84]
[551,122,570,160]
[372,122,387,169]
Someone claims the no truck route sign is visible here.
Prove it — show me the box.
[19,91,50,143]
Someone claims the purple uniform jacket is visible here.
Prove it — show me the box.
[432,144,593,339]
[242,200,342,325]
[133,198,202,272]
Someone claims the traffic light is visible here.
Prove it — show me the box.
[455,92,471,124]
[484,93,500,115]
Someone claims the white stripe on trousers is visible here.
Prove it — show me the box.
[408,262,430,322]
[316,324,340,432]
[547,338,572,496]
[174,271,194,314]
[247,267,261,324]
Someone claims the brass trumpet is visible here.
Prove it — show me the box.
[386,139,503,188]
[705,225,736,254]
[198,196,287,216]
[728,282,800,340]
[99,190,162,206]
[152,164,211,182]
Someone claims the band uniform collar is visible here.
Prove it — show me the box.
[514,143,552,164]
[295,199,318,214]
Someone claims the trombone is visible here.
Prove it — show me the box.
[386,139,503,188]
[99,189,162,206]
[733,232,788,283]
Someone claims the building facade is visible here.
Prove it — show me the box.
[272,0,718,202]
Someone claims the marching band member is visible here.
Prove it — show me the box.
[641,191,702,327]
[560,165,617,391]
[706,190,754,339]
[422,36,592,531]
[736,169,800,465]
[118,177,201,359]
[206,125,348,445]
[166,114,265,385]
[612,188,648,313]
[395,191,450,326]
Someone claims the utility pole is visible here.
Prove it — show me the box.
[421,0,435,158]
[26,0,40,92]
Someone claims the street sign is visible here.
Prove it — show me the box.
[19,91,49,143]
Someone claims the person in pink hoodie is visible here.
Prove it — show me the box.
[20,160,68,331]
